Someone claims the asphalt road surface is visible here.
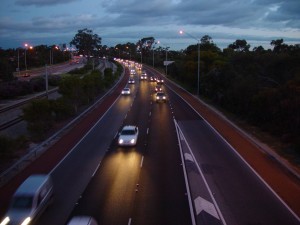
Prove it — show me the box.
[1,64,299,225]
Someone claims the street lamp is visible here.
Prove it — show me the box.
[115,47,120,58]
[17,48,20,76]
[152,41,160,67]
[126,46,131,60]
[24,43,28,71]
[24,43,33,72]
[50,45,59,65]
[179,30,200,96]
[158,41,169,76]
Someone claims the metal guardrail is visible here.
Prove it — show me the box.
[0,63,125,187]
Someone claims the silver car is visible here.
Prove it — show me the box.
[118,125,139,146]
[121,88,130,95]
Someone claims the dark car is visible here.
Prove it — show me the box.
[155,85,162,92]
[155,92,167,103]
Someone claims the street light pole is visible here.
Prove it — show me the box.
[152,41,160,67]
[180,30,200,96]
[165,47,168,76]
[17,48,20,76]
[159,41,169,76]
[197,39,200,96]
[24,43,28,71]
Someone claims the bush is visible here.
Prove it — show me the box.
[48,75,61,86]
[0,135,28,159]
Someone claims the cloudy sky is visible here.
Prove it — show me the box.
[0,0,299,50]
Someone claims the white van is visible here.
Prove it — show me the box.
[67,216,98,225]
[1,174,53,225]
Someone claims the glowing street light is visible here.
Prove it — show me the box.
[115,47,120,58]
[24,43,33,71]
[126,46,131,60]
[179,30,200,96]
[50,45,59,65]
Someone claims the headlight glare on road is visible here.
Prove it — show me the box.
[0,217,10,225]
[21,217,31,225]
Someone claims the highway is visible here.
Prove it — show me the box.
[1,62,299,225]
[35,66,191,225]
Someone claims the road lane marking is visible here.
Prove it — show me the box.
[194,196,220,219]
[174,120,196,225]
[128,218,132,225]
[147,128,149,134]
[184,153,194,162]
[92,162,101,177]
[140,156,144,168]
[174,119,226,225]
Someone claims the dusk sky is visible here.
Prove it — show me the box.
[0,0,299,50]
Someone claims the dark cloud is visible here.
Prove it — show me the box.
[15,0,79,7]
[101,0,300,29]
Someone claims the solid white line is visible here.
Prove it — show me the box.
[175,119,227,225]
[147,65,300,222]
[174,119,196,225]
[92,162,101,177]
[114,131,119,139]
[140,156,144,168]
[50,91,122,174]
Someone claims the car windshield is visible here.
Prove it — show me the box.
[157,92,165,96]
[11,195,33,209]
[121,129,136,135]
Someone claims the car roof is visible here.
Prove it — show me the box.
[14,175,50,195]
[122,125,137,130]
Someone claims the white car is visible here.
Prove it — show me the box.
[118,125,139,146]
[121,88,130,95]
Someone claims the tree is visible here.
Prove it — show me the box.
[228,39,250,52]
[136,37,155,60]
[70,28,102,56]
[58,76,84,113]
[253,46,265,53]
[270,39,289,53]
[200,35,221,52]
[23,99,54,140]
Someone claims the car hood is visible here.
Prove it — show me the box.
[5,209,32,225]
[119,135,136,141]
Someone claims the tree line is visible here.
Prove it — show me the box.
[0,60,123,163]
[0,28,299,164]
[162,37,300,160]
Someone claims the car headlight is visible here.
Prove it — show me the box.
[1,217,10,225]
[163,96,166,99]
[21,217,31,225]
[130,139,135,144]
[156,96,159,99]
[119,139,124,144]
